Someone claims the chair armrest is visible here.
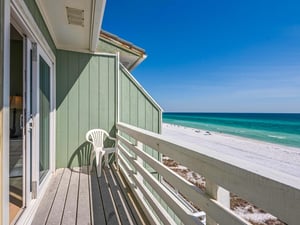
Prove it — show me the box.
[107,136,116,141]
[85,132,94,144]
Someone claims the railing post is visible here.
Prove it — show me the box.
[206,179,230,225]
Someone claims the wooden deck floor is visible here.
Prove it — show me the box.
[31,165,148,225]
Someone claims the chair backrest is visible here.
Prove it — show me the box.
[86,129,110,149]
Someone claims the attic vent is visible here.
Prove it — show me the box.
[66,7,84,27]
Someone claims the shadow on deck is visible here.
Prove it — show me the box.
[31,165,149,225]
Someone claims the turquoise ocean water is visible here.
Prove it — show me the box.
[163,113,300,149]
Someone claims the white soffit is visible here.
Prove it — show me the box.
[36,0,106,51]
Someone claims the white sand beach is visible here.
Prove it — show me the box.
[162,123,300,225]
[162,123,300,177]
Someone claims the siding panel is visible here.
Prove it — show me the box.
[56,50,116,168]
[119,67,161,134]
[78,54,90,145]
[99,57,108,131]
[56,52,68,167]
[67,52,79,168]
[119,66,162,171]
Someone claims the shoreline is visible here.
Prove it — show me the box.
[162,122,300,177]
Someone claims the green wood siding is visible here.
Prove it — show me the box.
[119,66,168,223]
[119,66,162,170]
[24,0,56,54]
[56,50,116,168]
[119,67,161,133]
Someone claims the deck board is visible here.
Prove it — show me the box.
[77,166,91,225]
[104,168,136,225]
[90,170,106,224]
[98,169,119,225]
[32,165,146,225]
[61,168,80,225]
[31,169,64,225]
[46,168,71,225]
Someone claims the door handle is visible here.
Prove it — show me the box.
[28,117,33,131]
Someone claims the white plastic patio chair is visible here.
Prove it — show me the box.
[86,129,116,177]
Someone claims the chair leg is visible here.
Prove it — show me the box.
[95,152,101,177]
[104,153,109,167]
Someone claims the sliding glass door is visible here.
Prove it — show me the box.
[39,56,50,182]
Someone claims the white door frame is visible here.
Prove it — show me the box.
[7,1,56,224]
[2,0,11,225]
[24,37,33,205]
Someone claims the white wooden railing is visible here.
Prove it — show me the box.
[116,122,300,225]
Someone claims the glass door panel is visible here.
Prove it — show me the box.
[9,25,24,223]
[39,56,50,182]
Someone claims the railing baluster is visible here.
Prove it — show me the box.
[134,140,144,184]
[206,179,230,225]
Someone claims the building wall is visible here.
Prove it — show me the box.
[24,0,56,55]
[56,50,117,168]
[20,0,163,171]
[56,52,162,169]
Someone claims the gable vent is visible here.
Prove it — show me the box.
[66,7,84,27]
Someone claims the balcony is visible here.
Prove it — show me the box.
[32,122,300,225]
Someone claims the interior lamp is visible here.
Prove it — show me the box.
[10,96,23,137]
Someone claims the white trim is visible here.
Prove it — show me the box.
[24,38,33,206]
[57,45,118,56]
[11,0,55,62]
[51,60,56,174]
[36,0,106,52]
[119,64,163,112]
[31,42,38,196]
[2,1,10,224]
[116,52,120,123]
[21,32,27,210]
[90,0,106,51]
[128,54,147,71]
[34,0,58,47]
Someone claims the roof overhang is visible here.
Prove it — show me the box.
[98,30,147,71]
[36,0,106,52]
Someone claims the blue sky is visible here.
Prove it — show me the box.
[102,0,300,112]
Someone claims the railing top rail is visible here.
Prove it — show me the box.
[117,122,300,188]
[117,122,300,225]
